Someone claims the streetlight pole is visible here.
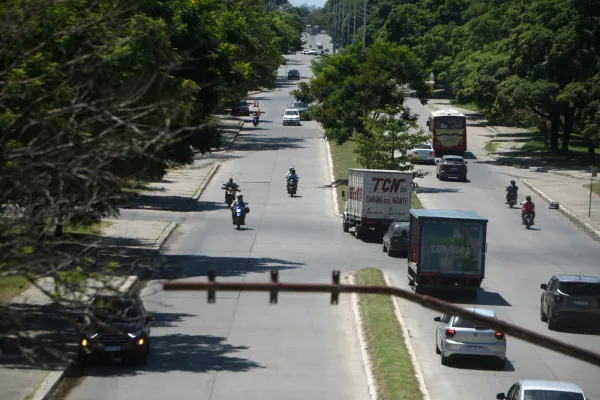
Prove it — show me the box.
[341,0,345,48]
[589,169,597,217]
[332,0,337,55]
[362,0,367,51]
[353,0,357,44]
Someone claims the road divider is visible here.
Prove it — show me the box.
[352,268,427,400]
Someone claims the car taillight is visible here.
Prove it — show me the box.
[554,295,562,302]
[495,332,504,340]
[430,151,435,155]
[445,328,456,338]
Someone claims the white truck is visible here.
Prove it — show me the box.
[341,169,413,239]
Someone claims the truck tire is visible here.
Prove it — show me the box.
[342,220,349,233]
[354,227,361,239]
[414,283,423,294]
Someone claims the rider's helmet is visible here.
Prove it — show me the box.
[526,195,532,201]
[237,194,243,200]
[290,168,296,174]
[228,177,233,183]
[511,180,516,185]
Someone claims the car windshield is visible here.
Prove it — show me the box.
[452,316,491,329]
[93,297,141,320]
[292,102,306,108]
[559,282,600,296]
[524,390,585,400]
[435,117,465,129]
[415,145,431,150]
[285,110,299,116]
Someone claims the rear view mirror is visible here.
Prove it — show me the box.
[433,316,441,322]
[464,161,468,164]
[341,190,346,198]
[426,120,430,126]
[496,394,506,400]
[435,160,440,164]
[540,283,547,290]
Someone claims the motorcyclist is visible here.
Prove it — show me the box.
[286,167,299,181]
[222,177,239,202]
[506,180,518,203]
[231,194,248,224]
[252,112,260,125]
[521,195,535,225]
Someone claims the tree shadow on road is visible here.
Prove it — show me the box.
[72,334,264,376]
[232,134,306,152]
[415,187,461,194]
[149,254,303,280]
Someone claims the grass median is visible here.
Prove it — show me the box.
[355,267,422,400]
[329,140,423,213]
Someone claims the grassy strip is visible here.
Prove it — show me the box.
[356,268,422,400]
[449,101,479,112]
[0,275,30,303]
[484,141,499,154]
[583,183,600,198]
[329,140,423,212]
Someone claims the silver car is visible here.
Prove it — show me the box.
[282,109,301,126]
[409,143,436,164]
[497,380,587,400]
[434,307,506,368]
[289,101,309,116]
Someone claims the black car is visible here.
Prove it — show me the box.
[382,221,410,256]
[436,155,468,181]
[232,101,250,116]
[540,275,600,330]
[75,295,155,365]
[288,69,300,80]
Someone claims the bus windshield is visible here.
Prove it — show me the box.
[435,117,465,129]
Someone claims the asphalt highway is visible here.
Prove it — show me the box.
[60,33,600,400]
[61,35,370,400]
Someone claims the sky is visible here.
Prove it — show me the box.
[289,0,326,7]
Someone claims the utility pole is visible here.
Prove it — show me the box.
[341,0,345,48]
[353,0,357,44]
[332,0,337,55]
[362,0,367,51]
[347,8,351,46]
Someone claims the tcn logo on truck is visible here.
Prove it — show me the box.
[367,177,409,205]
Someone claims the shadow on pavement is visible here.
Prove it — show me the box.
[415,187,461,194]
[439,289,512,307]
[232,134,306,152]
[150,255,303,280]
[72,334,264,376]
[444,356,515,372]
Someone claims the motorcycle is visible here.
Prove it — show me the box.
[252,115,259,127]
[287,178,298,197]
[222,186,238,206]
[233,204,250,230]
[523,212,534,229]
[506,189,517,208]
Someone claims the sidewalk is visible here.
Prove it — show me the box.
[0,108,250,400]
[427,99,600,240]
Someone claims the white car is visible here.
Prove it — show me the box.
[302,50,310,55]
[282,109,301,126]
[434,307,506,368]
[309,50,317,55]
[409,143,435,164]
[497,380,587,400]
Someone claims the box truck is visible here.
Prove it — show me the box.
[407,209,488,299]
[341,169,412,239]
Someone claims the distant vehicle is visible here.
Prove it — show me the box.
[282,109,301,126]
[302,49,310,55]
[436,155,468,181]
[497,380,587,400]
[341,169,413,239]
[324,48,330,53]
[410,143,436,164]
[434,307,506,369]
[288,69,300,80]
[382,221,410,257]
[540,275,600,330]
[317,43,323,50]
[426,109,467,157]
[309,49,317,55]
[75,295,155,365]
[407,209,488,297]
[232,101,250,116]
[289,101,308,116]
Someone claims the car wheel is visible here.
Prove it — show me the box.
[547,315,558,331]
[440,351,449,366]
[387,249,394,257]
[342,220,349,233]
[435,333,441,355]
[78,350,92,367]
[540,303,548,322]
[382,242,387,252]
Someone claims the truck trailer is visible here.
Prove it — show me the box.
[407,209,488,299]
[341,169,413,239]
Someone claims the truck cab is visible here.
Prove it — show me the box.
[407,209,488,299]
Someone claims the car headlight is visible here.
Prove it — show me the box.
[127,329,143,338]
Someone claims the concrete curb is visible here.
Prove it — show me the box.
[190,163,221,205]
[31,220,177,400]
[383,272,430,400]
[349,274,378,400]
[522,179,600,241]
[324,138,342,218]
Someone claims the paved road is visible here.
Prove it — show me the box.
[62,46,370,399]
[388,99,600,398]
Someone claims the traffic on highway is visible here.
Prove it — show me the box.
[58,33,600,400]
